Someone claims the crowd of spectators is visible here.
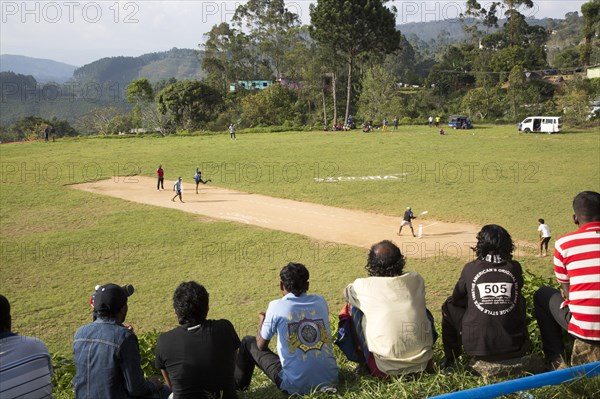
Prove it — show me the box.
[0,191,598,398]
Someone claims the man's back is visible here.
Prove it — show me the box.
[345,273,433,373]
[73,319,154,399]
[554,221,600,341]
[454,258,529,358]
[0,334,52,399]
[156,319,240,399]
[261,293,338,395]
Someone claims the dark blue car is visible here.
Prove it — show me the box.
[448,115,473,129]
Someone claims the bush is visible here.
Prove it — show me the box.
[0,132,22,143]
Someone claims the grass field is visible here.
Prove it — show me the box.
[1,125,599,398]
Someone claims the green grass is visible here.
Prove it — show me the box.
[1,125,599,398]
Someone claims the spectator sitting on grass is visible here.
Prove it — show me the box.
[156,281,240,399]
[0,294,53,398]
[73,284,171,399]
[441,225,530,367]
[234,263,339,395]
[534,191,600,370]
[341,240,436,377]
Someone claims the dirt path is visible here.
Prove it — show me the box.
[74,176,482,258]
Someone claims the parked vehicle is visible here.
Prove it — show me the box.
[448,115,473,129]
[518,116,562,134]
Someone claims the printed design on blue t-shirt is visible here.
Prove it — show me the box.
[287,317,331,354]
[471,268,519,316]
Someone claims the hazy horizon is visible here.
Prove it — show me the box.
[0,1,589,66]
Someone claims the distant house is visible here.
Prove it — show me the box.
[277,78,303,90]
[525,71,542,81]
[587,66,600,79]
[229,80,273,92]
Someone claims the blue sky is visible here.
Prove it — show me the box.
[0,1,589,66]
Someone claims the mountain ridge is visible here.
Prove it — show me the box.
[0,54,77,83]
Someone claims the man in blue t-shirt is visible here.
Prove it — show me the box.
[234,263,339,395]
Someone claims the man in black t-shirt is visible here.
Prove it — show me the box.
[156,282,240,399]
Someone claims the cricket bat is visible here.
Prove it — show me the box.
[417,210,429,217]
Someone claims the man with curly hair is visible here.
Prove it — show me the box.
[441,225,530,367]
[156,281,240,399]
[341,240,436,377]
[234,263,338,395]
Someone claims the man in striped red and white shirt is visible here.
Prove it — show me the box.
[534,191,600,369]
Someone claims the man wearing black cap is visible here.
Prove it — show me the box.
[73,283,171,398]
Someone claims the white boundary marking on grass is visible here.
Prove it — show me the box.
[314,173,409,183]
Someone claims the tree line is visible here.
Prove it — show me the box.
[2,0,599,138]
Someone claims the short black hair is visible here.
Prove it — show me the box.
[173,281,209,325]
[280,263,309,297]
[475,224,514,260]
[573,191,600,223]
[366,240,405,277]
[0,295,10,331]
[538,218,544,224]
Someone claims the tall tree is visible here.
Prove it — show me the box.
[461,0,500,42]
[156,81,223,130]
[356,65,400,122]
[232,0,301,79]
[310,0,401,123]
[383,36,418,85]
[201,23,258,93]
[126,78,153,129]
[500,1,535,47]
[581,0,600,67]
[507,65,526,118]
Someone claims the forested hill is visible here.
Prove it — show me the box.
[72,48,205,87]
[398,15,582,57]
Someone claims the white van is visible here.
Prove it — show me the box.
[518,116,562,133]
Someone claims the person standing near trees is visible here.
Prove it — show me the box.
[157,165,165,190]
[393,116,399,130]
[229,124,236,140]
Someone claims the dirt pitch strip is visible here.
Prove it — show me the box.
[74,176,485,259]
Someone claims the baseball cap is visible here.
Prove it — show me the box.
[93,284,135,313]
